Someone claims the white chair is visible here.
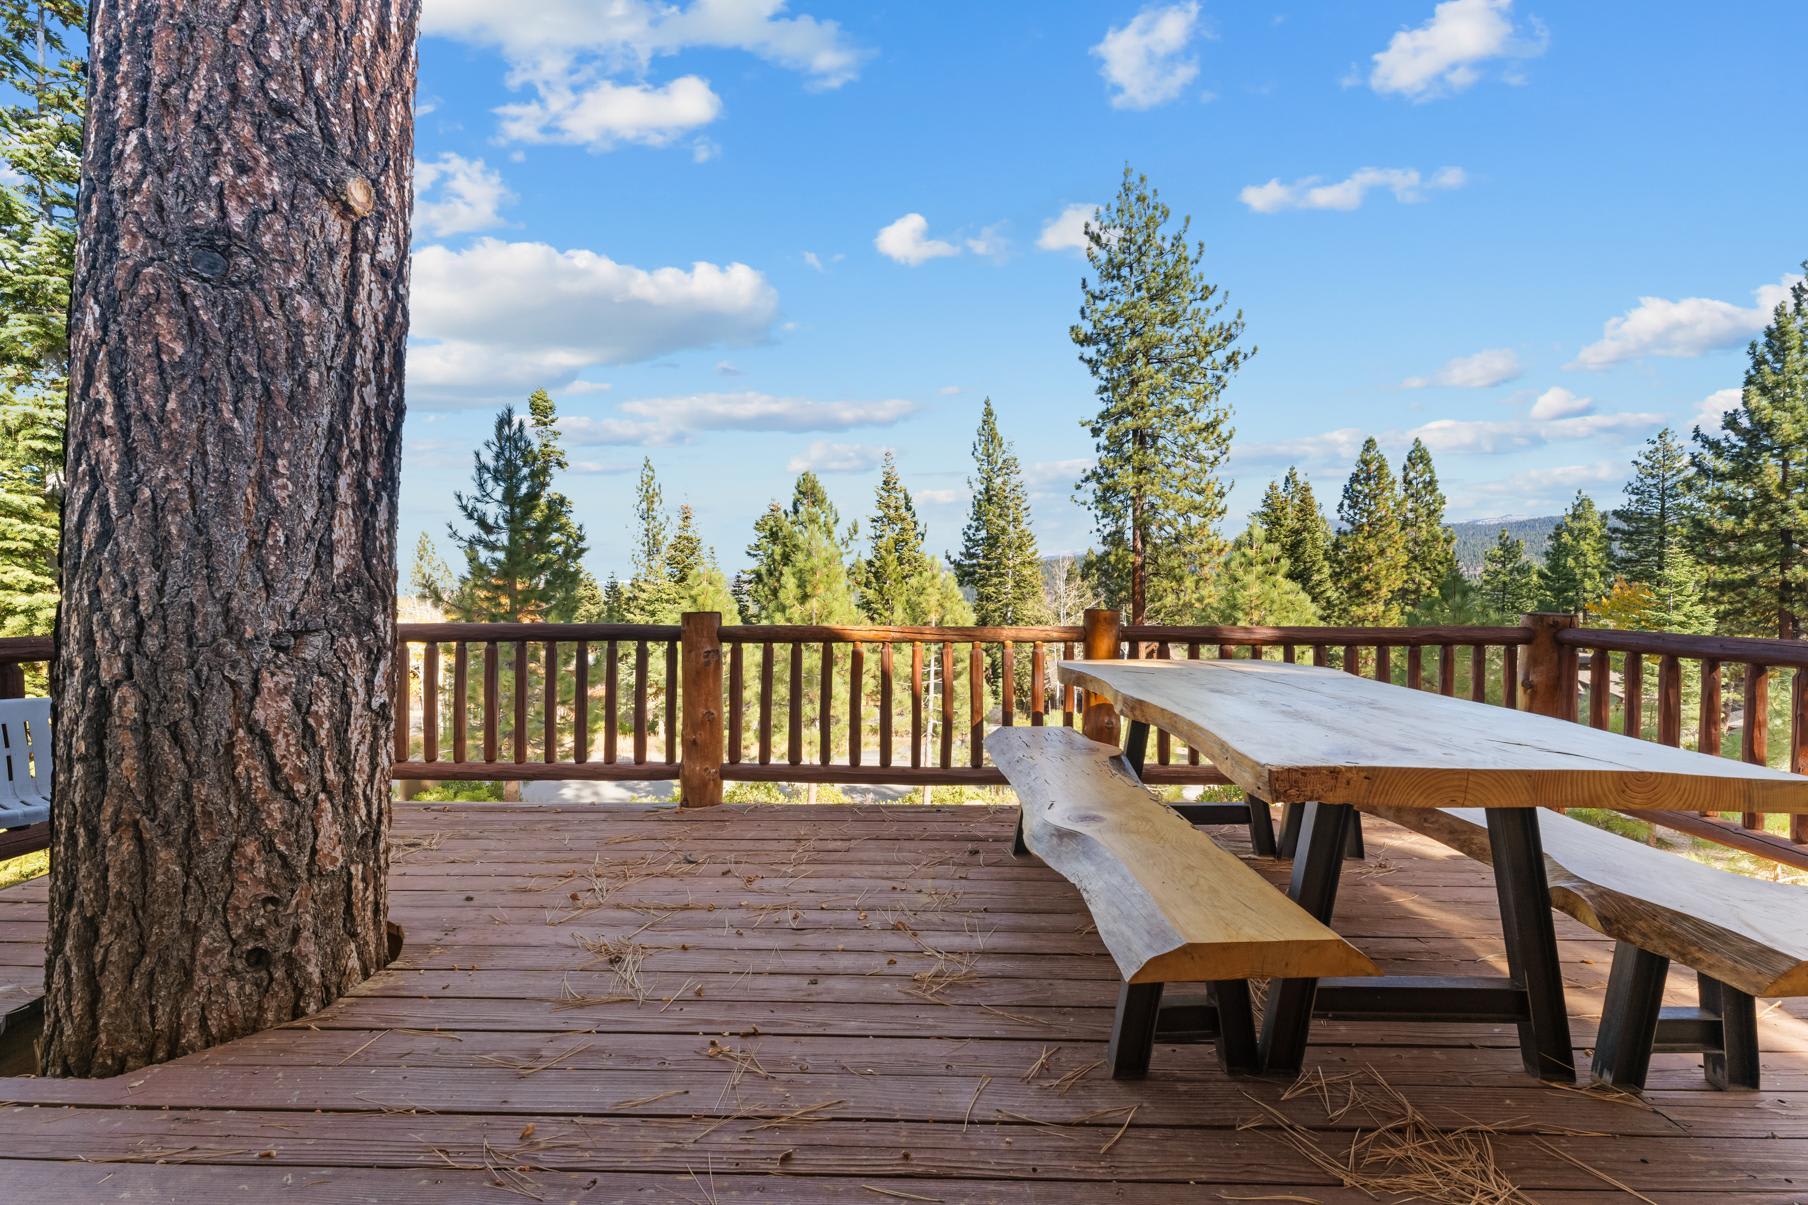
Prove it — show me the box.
[0,698,51,829]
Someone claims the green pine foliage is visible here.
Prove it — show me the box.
[856,451,933,623]
[409,532,455,602]
[1692,271,1808,638]
[1539,492,1612,616]
[1407,569,1488,626]
[953,399,1046,625]
[742,472,860,624]
[619,457,680,622]
[1205,521,1320,626]
[1071,167,1252,623]
[1611,427,1697,589]
[1331,438,1409,625]
[1398,439,1456,612]
[1477,530,1542,622]
[438,395,589,621]
[1252,467,1335,613]
[0,1,84,636]
[666,504,740,620]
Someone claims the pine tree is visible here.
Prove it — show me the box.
[856,451,932,623]
[1611,428,1697,588]
[1072,166,1252,623]
[409,532,454,603]
[666,504,740,620]
[1692,271,1808,638]
[743,473,860,624]
[620,457,680,622]
[1407,569,1488,626]
[1477,530,1542,622]
[953,399,1046,625]
[1252,467,1334,612]
[1330,438,1408,625]
[440,401,588,622]
[1206,521,1320,626]
[1398,439,1456,612]
[1539,492,1612,616]
[0,1,84,636]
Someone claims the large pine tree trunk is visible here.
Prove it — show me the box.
[43,0,419,1077]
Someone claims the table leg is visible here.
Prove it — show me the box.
[1485,807,1575,1082]
[1123,719,1149,777]
[1259,801,1353,1074]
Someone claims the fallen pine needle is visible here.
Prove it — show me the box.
[1098,1104,1138,1156]
[860,1187,944,1202]
[1532,1137,1658,1203]
[963,1075,991,1133]
[612,1088,687,1110]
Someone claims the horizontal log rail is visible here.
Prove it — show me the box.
[4,614,1807,864]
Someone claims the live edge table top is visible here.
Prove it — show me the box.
[1057,658,1808,815]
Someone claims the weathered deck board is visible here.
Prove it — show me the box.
[1,801,1805,1201]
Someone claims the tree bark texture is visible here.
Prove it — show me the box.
[44,0,419,1076]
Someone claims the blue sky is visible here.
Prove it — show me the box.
[403,0,1808,580]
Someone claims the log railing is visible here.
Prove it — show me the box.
[4,612,1808,866]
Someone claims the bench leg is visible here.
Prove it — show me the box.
[1699,974,1760,1090]
[1344,811,1365,861]
[1277,802,1303,858]
[1486,807,1575,1082]
[1593,942,1669,1091]
[1211,980,1262,1074]
[1109,982,1163,1079]
[1123,720,1150,778]
[1246,795,1277,858]
[1259,801,1353,1075]
[1011,810,1029,858]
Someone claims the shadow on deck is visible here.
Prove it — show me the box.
[0,802,1804,1202]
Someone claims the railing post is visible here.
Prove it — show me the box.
[1081,608,1122,746]
[1521,612,1579,721]
[0,660,24,699]
[680,611,724,807]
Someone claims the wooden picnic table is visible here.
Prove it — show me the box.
[1056,657,1808,1082]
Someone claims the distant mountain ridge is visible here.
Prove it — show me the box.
[1448,515,1560,575]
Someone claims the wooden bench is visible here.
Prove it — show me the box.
[1367,804,1808,1090]
[989,726,1377,1077]
[0,698,51,859]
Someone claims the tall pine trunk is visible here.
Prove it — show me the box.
[43,0,420,1077]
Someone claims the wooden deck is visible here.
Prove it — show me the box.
[0,802,1805,1202]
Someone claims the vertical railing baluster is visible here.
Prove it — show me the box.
[1030,642,1045,728]
[1470,645,1486,703]
[575,641,589,765]
[849,642,864,768]
[1342,644,1360,677]
[1622,652,1644,740]
[819,641,834,767]
[1374,644,1391,686]
[453,641,469,763]
[1406,644,1423,691]
[512,640,528,764]
[543,641,558,764]
[911,641,925,769]
[665,640,679,764]
[879,642,894,768]
[1312,644,1328,668]
[1589,648,1611,729]
[1438,644,1455,696]
[633,640,649,766]
[1792,671,1808,844]
[787,643,803,765]
[1156,640,1171,764]
[1187,641,1201,765]
[482,641,499,763]
[969,643,983,768]
[1503,644,1519,710]
[607,636,621,759]
[422,641,439,764]
[940,642,955,768]
[1061,640,1075,728]
[1000,640,1015,729]
[728,641,744,766]
[1742,664,1769,830]
[393,639,411,762]
[759,641,774,766]
[1658,654,1682,747]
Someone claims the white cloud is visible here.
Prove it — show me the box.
[802,250,823,271]
[1570,276,1801,369]
[1528,386,1592,421]
[424,0,865,152]
[1244,410,1661,464]
[1402,347,1520,389]
[617,391,915,432]
[408,238,778,404]
[1240,165,1465,213]
[1369,0,1547,100]
[788,440,886,473]
[496,75,722,150]
[1694,387,1742,433]
[1092,2,1202,110]
[1037,203,1099,254]
[874,213,960,265]
[916,488,964,506]
[936,385,962,396]
[413,153,513,237]
[555,415,677,446]
[1026,457,1096,489]
[714,360,744,376]
[964,223,1010,260]
[1468,461,1621,498]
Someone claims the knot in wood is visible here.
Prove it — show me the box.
[188,247,228,280]
[339,174,376,219]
